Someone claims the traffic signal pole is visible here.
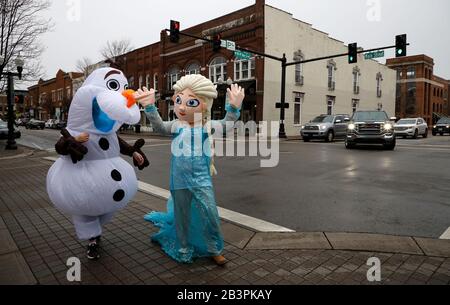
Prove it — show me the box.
[165,27,408,139]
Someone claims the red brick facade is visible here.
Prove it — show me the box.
[386,55,449,126]
[113,0,266,122]
[28,70,83,121]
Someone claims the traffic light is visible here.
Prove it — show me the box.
[170,20,180,43]
[348,43,358,64]
[396,34,407,57]
[212,34,222,52]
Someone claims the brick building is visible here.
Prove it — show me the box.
[0,90,30,120]
[386,55,449,126]
[28,70,83,121]
[112,0,264,125]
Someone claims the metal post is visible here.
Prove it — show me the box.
[6,73,17,150]
[279,54,287,139]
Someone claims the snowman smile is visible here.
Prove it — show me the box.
[92,97,116,133]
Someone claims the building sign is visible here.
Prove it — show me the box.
[364,50,385,60]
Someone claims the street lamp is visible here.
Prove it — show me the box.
[0,55,25,150]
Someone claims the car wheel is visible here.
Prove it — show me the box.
[413,129,419,139]
[325,131,334,143]
[345,140,355,149]
[384,143,396,150]
[303,137,310,142]
[423,129,428,138]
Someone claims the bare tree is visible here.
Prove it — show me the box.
[76,56,93,76]
[100,39,133,63]
[0,0,52,91]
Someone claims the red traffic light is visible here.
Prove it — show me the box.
[170,20,180,43]
[213,34,222,52]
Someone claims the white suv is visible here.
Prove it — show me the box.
[394,118,428,139]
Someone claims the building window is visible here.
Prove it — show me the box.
[376,72,383,98]
[327,60,336,91]
[396,69,403,80]
[57,89,63,101]
[407,67,416,79]
[209,57,227,84]
[293,92,304,125]
[352,99,360,113]
[186,63,201,75]
[51,90,56,102]
[294,50,304,86]
[326,96,335,115]
[353,67,360,94]
[154,73,159,92]
[167,67,180,90]
[66,86,71,100]
[128,77,135,89]
[138,75,143,89]
[146,74,151,89]
[234,58,255,81]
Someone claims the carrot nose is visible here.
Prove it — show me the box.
[122,89,136,108]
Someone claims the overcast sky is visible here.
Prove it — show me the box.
[39,0,450,80]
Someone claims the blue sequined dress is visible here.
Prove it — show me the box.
[144,104,240,263]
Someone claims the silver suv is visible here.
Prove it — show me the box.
[301,114,350,142]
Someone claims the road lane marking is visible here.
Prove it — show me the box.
[42,157,295,232]
[439,227,450,240]
[138,181,295,233]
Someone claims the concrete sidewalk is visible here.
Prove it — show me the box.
[0,150,449,285]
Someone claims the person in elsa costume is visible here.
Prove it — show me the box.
[134,74,245,265]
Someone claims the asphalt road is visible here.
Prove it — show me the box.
[9,127,450,239]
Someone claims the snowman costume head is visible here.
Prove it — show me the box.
[68,67,141,134]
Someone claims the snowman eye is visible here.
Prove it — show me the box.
[107,79,120,91]
[124,84,129,90]
[175,96,182,105]
[186,99,200,108]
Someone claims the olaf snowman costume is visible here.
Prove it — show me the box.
[47,68,149,242]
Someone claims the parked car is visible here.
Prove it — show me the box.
[0,121,21,140]
[45,119,57,129]
[394,118,428,139]
[345,110,396,150]
[301,114,350,142]
[432,117,450,136]
[26,119,45,130]
[55,120,67,129]
[15,118,29,126]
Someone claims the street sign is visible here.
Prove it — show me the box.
[234,50,252,61]
[220,40,236,51]
[364,50,385,60]
[227,40,236,51]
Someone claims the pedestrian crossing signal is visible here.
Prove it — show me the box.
[170,20,180,43]
[348,43,358,64]
[396,34,407,57]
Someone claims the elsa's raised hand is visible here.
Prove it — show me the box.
[227,84,245,110]
[134,87,156,108]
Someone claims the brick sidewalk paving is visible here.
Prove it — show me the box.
[0,153,449,285]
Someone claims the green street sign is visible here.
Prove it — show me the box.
[234,50,252,61]
[364,50,385,60]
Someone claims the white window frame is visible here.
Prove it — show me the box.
[209,57,227,84]
[234,58,255,81]
[139,75,143,89]
[376,72,383,98]
[352,99,360,114]
[146,74,151,89]
[327,96,335,115]
[327,61,337,91]
[353,67,360,94]
[293,92,304,126]
[154,73,159,92]
[294,51,304,86]
[186,63,201,75]
[167,67,180,90]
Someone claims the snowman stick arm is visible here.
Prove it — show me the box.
[118,136,135,157]
[118,136,150,170]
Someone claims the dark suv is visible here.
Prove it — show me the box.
[432,117,450,136]
[345,110,396,150]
